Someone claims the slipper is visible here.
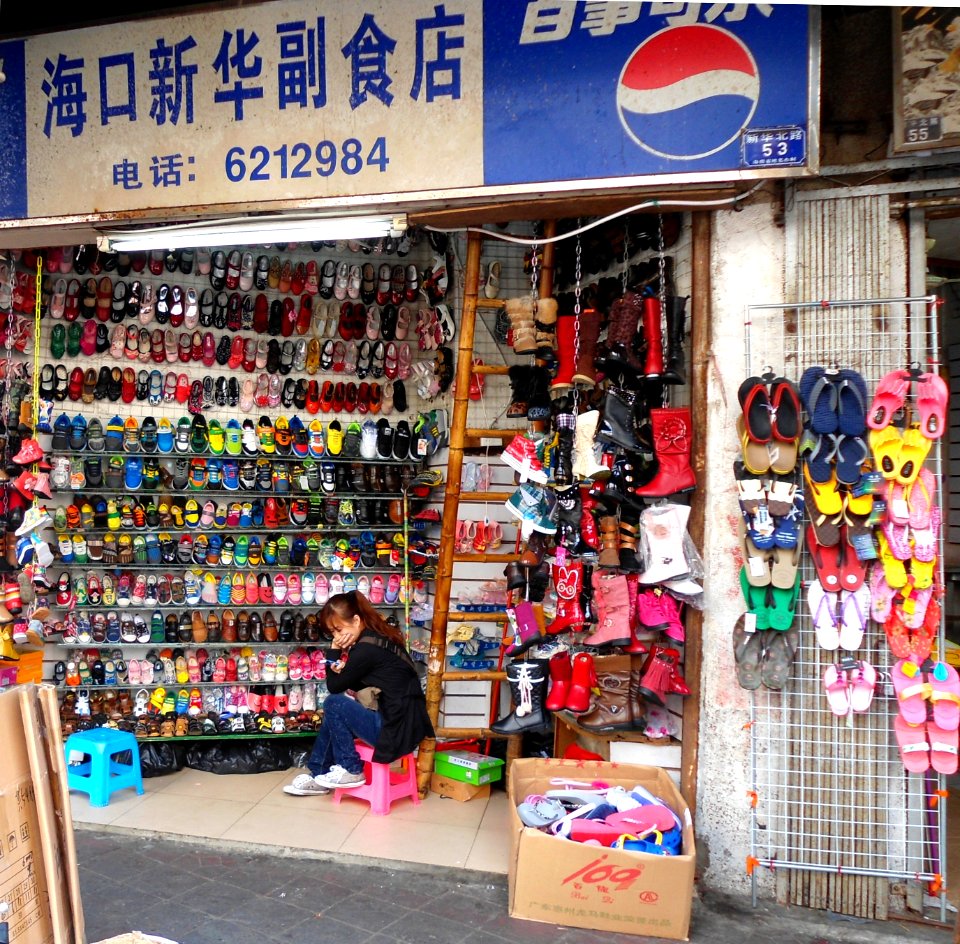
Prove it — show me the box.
[804,466,843,517]
[739,566,771,630]
[836,368,868,436]
[892,658,932,724]
[736,476,766,514]
[761,625,798,690]
[916,371,949,440]
[834,435,868,486]
[848,660,877,713]
[894,424,931,487]
[894,715,930,773]
[738,517,772,587]
[823,664,851,717]
[799,365,839,434]
[910,549,938,590]
[738,377,772,443]
[808,579,840,650]
[737,416,771,475]
[767,572,801,631]
[770,377,802,443]
[838,530,867,592]
[603,804,678,835]
[929,661,960,731]
[771,539,803,591]
[912,504,941,564]
[765,479,796,517]
[867,369,909,430]
[807,525,841,592]
[517,795,566,827]
[869,425,902,480]
[928,721,959,775]
[901,584,934,630]
[881,519,911,561]
[838,585,870,650]
[875,532,907,588]
[906,467,936,530]
[804,433,838,484]
[883,606,913,660]
[909,595,939,663]
[734,622,765,690]
[868,562,896,622]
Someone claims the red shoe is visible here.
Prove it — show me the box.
[253,293,269,333]
[320,381,334,413]
[175,373,191,404]
[290,262,305,296]
[169,285,184,327]
[332,382,345,412]
[338,302,353,340]
[344,382,358,413]
[241,338,256,373]
[264,498,278,529]
[306,381,321,414]
[297,295,312,335]
[357,382,370,415]
[177,332,191,363]
[352,303,367,341]
[202,332,216,367]
[281,297,297,338]
[68,367,84,401]
[227,292,242,331]
[228,335,244,370]
[369,383,382,414]
[190,330,203,362]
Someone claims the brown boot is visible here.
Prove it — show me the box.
[535,297,558,358]
[577,654,634,730]
[520,530,552,567]
[506,297,536,355]
[598,516,620,568]
[602,292,643,372]
[618,519,643,572]
[572,306,602,387]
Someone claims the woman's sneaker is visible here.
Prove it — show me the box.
[317,764,365,789]
[282,772,330,796]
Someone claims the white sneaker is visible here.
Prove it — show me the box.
[282,772,330,796]
[317,764,365,789]
[360,420,378,460]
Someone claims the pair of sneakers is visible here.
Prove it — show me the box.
[283,765,365,796]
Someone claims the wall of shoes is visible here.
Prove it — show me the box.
[1,231,458,742]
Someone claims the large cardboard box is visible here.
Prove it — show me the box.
[430,774,491,803]
[508,758,695,941]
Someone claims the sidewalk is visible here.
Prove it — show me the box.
[76,828,951,944]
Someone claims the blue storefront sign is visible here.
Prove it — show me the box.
[0,1,817,223]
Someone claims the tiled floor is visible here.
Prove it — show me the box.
[70,765,512,873]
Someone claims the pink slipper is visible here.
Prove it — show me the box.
[907,467,936,530]
[881,519,912,560]
[912,505,941,563]
[868,562,896,623]
[848,660,876,713]
[916,371,949,440]
[867,369,909,430]
[927,721,959,775]
[823,664,850,716]
[885,480,909,526]
[902,585,933,630]
[929,661,960,731]
[894,715,929,773]
[891,658,931,725]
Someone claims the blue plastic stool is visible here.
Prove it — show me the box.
[64,728,145,807]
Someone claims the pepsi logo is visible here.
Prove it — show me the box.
[617,24,760,161]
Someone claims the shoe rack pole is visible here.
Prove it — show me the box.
[679,211,710,823]
[416,230,484,793]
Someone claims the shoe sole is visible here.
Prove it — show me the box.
[282,785,330,796]
[318,778,365,790]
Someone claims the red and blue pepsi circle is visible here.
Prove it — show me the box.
[617,24,760,161]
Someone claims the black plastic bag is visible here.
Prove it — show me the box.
[138,741,185,778]
[184,739,301,775]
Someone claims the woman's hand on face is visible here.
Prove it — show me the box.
[332,626,361,650]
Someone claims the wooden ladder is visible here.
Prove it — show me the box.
[416,226,557,791]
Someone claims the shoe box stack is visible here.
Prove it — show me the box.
[473,218,702,745]
[4,234,456,742]
[734,362,955,774]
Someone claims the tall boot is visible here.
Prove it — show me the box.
[526,366,553,423]
[584,572,632,647]
[641,296,664,379]
[580,487,599,551]
[555,486,587,554]
[595,387,644,452]
[491,659,551,733]
[623,573,649,655]
[661,295,688,385]
[633,407,696,497]
[552,405,576,486]
[519,530,551,567]
[598,516,620,568]
[545,560,584,635]
[628,654,646,729]
[544,650,573,712]
[577,654,634,730]
[600,292,643,373]
[580,563,596,627]
[638,504,690,585]
[527,561,551,603]
[572,306,602,387]
[536,297,559,364]
[506,365,532,419]
[505,297,536,355]
[505,600,544,657]
[637,645,690,706]
[566,651,597,712]
[618,517,643,572]
[572,410,608,480]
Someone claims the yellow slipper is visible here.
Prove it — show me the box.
[803,465,843,516]
[869,426,902,480]
[737,416,770,475]
[895,424,932,486]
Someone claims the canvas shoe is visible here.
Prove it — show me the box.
[501,433,549,484]
[316,765,365,789]
[225,419,242,456]
[124,457,143,490]
[105,415,125,452]
[308,419,325,457]
[359,420,378,460]
[156,417,174,453]
[175,417,191,453]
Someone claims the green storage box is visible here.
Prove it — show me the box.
[434,750,505,786]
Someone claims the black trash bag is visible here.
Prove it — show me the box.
[138,741,186,778]
[184,740,300,775]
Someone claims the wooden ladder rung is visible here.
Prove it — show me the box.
[441,670,507,682]
[475,298,506,310]
[446,611,508,621]
[472,364,510,376]
[436,726,515,739]
[459,491,512,502]
[464,428,521,441]
[453,552,521,564]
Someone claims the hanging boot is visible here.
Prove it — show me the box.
[572,410,608,480]
[598,292,643,374]
[584,572,632,647]
[505,297,537,355]
[490,659,551,733]
[580,487,599,551]
[637,646,690,706]
[519,530,551,567]
[572,306,602,387]
[545,560,584,635]
[535,297,559,362]
[641,296,665,379]
[506,365,532,419]
[552,404,576,486]
[505,600,545,657]
[623,573,649,655]
[566,651,597,712]
[544,649,573,712]
[579,563,596,627]
[503,561,527,596]
[661,591,686,643]
[637,588,672,633]
[628,654,646,729]
[527,561,551,603]
[550,311,575,391]
[598,516,620,568]
[577,654,634,730]
[618,516,644,572]
[603,453,643,510]
[595,387,645,452]
[638,504,691,585]
[633,407,696,497]
[555,486,587,554]
[661,295,688,385]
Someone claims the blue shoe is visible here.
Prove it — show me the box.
[145,533,161,564]
[124,456,143,490]
[222,460,239,491]
[218,574,232,605]
[157,417,174,454]
[105,415,124,452]
[251,499,264,527]
[69,414,88,451]
[52,413,72,451]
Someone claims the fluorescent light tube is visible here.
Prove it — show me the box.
[101,214,407,251]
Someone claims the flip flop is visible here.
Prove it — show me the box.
[838,585,870,650]
[894,425,931,486]
[883,606,913,659]
[737,416,771,475]
[902,584,934,630]
[867,369,909,430]
[804,466,843,516]
[929,661,960,731]
[838,531,867,592]
[909,595,939,663]
[836,368,868,436]
[739,566,771,630]
[875,531,907,588]
[738,377,772,443]
[894,715,930,773]
[767,572,801,631]
[823,664,851,717]
[734,624,765,690]
[771,541,802,591]
[868,562,896,622]
[738,517,773,587]
[770,377,802,442]
[761,625,798,690]
[804,433,838,484]
[927,721,959,775]
[848,660,877,712]
[869,425,903,480]
[807,525,841,591]
[834,434,868,486]
[892,658,932,724]
[906,467,936,530]
[799,366,839,434]
[916,371,949,440]
[912,505,941,565]
[517,795,567,827]
[772,492,804,550]
[807,578,840,650]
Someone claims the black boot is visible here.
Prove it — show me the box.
[595,388,645,452]
[527,561,551,603]
[580,564,596,626]
[555,486,589,554]
[527,366,553,422]
[491,660,551,734]
[661,295,688,386]
[507,365,532,419]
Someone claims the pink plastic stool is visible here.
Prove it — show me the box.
[333,741,421,816]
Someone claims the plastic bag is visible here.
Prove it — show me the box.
[184,739,302,775]
[138,741,185,778]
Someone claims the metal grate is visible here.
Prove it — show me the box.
[743,295,947,906]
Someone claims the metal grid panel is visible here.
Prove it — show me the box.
[744,295,945,890]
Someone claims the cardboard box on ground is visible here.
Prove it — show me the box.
[0,683,84,944]
[508,758,695,941]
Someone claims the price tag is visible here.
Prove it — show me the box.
[555,546,567,567]
[748,555,768,579]
[743,612,757,634]
[891,497,909,522]
[415,437,429,458]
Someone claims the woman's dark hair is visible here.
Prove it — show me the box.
[320,591,406,647]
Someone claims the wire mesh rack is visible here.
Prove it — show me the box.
[743,294,947,913]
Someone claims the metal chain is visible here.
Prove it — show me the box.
[621,220,630,294]
[529,241,540,323]
[572,227,582,414]
[657,214,669,407]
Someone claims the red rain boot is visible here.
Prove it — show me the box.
[545,560,584,635]
[550,313,576,391]
[641,296,664,379]
[545,650,573,712]
[566,651,597,712]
